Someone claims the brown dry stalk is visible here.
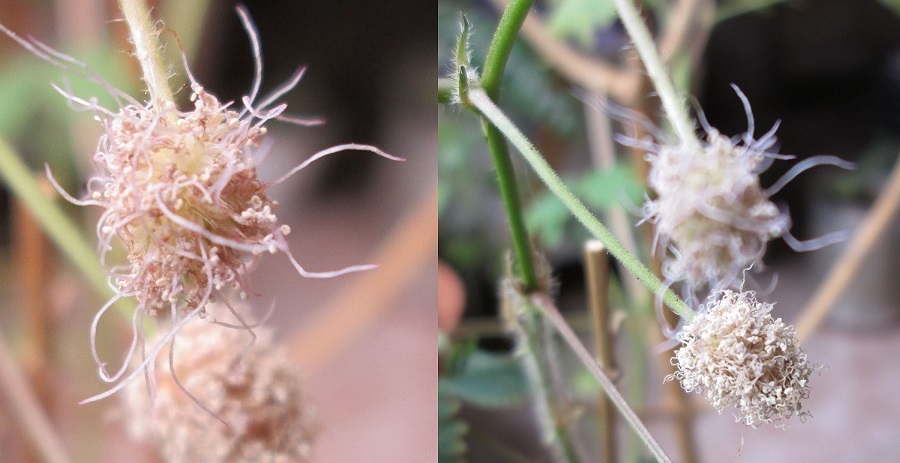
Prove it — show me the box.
[0,328,73,463]
[290,182,437,371]
[795,156,900,342]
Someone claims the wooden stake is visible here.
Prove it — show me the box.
[584,240,617,463]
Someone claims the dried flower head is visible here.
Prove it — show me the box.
[666,290,816,427]
[2,8,400,401]
[634,87,852,294]
[122,312,316,463]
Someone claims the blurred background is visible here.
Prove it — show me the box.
[439,0,900,462]
[0,1,435,462]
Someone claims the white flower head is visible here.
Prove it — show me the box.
[634,86,852,295]
[667,290,816,427]
[122,310,316,463]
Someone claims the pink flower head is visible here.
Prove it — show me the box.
[2,7,401,402]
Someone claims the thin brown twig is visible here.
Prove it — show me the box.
[486,0,638,104]
[795,156,900,342]
[290,182,437,371]
[486,0,709,107]
[0,328,73,463]
[531,293,672,463]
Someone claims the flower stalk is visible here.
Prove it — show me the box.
[118,0,174,105]
[460,77,693,320]
[0,137,114,305]
[610,0,698,148]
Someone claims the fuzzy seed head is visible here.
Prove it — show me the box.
[122,316,317,462]
[667,290,815,427]
[93,84,283,316]
[643,131,789,292]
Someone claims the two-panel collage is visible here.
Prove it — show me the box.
[0,0,898,462]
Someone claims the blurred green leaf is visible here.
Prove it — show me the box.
[525,192,570,248]
[0,59,53,139]
[575,163,644,210]
[546,0,617,48]
[443,349,529,408]
[525,163,644,249]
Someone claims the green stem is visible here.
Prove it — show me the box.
[479,0,538,290]
[0,138,129,315]
[611,0,698,148]
[481,0,534,99]
[466,86,693,320]
[118,0,175,106]
[533,294,672,463]
[504,282,579,463]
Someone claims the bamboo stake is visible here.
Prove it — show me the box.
[584,241,617,463]
[795,156,900,342]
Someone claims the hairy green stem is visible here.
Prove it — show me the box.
[118,0,174,105]
[478,0,538,290]
[504,281,580,463]
[465,86,693,320]
[0,139,104,294]
[611,0,698,148]
[481,0,534,98]
[533,294,672,463]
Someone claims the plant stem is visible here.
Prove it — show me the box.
[479,0,538,290]
[611,0,698,148]
[0,139,104,297]
[118,0,174,106]
[532,293,672,463]
[465,87,693,320]
[481,0,535,98]
[504,281,579,463]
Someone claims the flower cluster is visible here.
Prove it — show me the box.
[122,312,316,463]
[0,9,400,400]
[642,128,788,293]
[667,290,815,427]
[636,88,851,296]
[91,83,287,317]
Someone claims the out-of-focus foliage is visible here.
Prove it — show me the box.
[438,382,468,463]
[439,336,530,463]
[545,0,618,48]
[0,42,134,192]
[525,162,644,248]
